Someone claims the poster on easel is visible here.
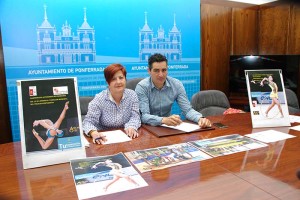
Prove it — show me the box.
[17,77,86,169]
[245,69,290,128]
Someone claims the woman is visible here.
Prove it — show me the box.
[91,159,139,192]
[83,64,141,144]
[32,101,69,149]
[260,75,284,118]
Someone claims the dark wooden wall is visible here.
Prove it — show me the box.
[201,4,232,93]
[288,5,300,54]
[259,5,291,54]
[231,8,258,55]
[201,1,300,109]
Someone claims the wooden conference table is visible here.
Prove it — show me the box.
[0,113,300,200]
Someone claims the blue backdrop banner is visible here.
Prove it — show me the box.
[0,0,201,141]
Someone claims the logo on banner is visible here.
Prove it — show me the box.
[37,5,96,65]
[139,12,182,62]
[29,86,37,96]
[53,86,69,95]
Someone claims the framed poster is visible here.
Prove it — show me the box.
[245,69,290,128]
[17,77,86,169]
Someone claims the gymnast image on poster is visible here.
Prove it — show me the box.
[32,101,69,149]
[91,159,139,192]
[260,75,284,118]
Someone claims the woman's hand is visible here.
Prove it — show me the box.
[125,127,139,139]
[90,131,107,145]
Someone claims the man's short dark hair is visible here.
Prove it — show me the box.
[148,53,168,70]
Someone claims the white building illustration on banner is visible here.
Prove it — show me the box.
[37,5,96,65]
[139,12,182,62]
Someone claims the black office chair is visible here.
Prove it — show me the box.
[79,96,94,121]
[285,88,300,114]
[126,78,144,90]
[191,90,230,117]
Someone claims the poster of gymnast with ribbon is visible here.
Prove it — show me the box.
[245,69,290,128]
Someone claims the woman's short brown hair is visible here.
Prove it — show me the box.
[104,63,127,84]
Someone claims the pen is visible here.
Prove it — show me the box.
[95,135,106,142]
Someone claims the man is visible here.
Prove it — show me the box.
[135,53,211,128]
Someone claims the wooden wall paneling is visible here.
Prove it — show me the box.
[231,8,259,55]
[287,5,300,54]
[259,5,291,54]
[0,28,13,143]
[201,4,232,94]
[288,5,300,104]
[201,0,259,10]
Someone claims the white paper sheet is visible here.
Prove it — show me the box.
[245,130,296,143]
[289,115,300,123]
[161,122,200,132]
[290,125,300,131]
[102,130,132,144]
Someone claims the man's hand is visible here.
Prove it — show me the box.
[198,118,211,128]
[125,127,139,139]
[90,131,107,145]
[162,115,182,126]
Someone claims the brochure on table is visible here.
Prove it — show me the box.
[125,142,212,173]
[189,134,268,157]
[245,69,290,128]
[17,77,86,169]
[70,153,148,200]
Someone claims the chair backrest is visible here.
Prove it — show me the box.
[126,78,144,90]
[191,90,230,117]
[285,88,300,114]
[79,96,94,121]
